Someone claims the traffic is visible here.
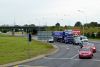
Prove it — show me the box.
[48,30,96,59]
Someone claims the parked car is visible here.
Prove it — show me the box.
[82,42,96,53]
[79,47,93,59]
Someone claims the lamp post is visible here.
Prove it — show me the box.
[77,10,87,35]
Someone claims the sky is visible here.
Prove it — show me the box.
[0,0,100,26]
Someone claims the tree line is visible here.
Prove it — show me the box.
[74,21,100,27]
[74,21,100,39]
[0,22,100,39]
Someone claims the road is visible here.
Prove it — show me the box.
[11,40,100,67]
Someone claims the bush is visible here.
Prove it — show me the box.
[1,29,8,33]
[84,33,91,38]
[91,32,95,38]
[96,32,100,38]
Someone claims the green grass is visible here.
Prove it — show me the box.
[0,34,54,65]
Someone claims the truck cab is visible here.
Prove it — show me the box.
[64,30,74,44]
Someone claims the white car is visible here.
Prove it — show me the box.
[73,37,82,45]
[80,36,88,42]
[48,37,54,43]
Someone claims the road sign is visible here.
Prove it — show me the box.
[37,31,52,40]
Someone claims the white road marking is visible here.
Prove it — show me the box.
[64,45,69,49]
[59,45,69,50]
[70,54,79,59]
[44,57,80,61]
[44,57,100,62]
[14,65,48,67]
[91,59,100,62]
[44,57,72,60]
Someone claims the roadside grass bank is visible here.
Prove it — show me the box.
[0,34,54,65]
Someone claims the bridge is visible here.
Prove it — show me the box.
[0,26,46,35]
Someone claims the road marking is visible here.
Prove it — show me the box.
[59,45,69,50]
[13,65,18,67]
[44,57,80,61]
[64,45,69,49]
[70,54,79,59]
[91,59,100,62]
[13,65,48,67]
[44,57,100,62]
[44,57,71,60]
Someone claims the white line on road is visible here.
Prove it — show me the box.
[44,57,72,60]
[44,57,100,62]
[91,59,100,62]
[70,54,79,59]
[44,57,80,61]
[64,45,69,50]
[59,45,69,50]
[14,65,48,67]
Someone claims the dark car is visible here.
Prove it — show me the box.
[82,42,96,53]
[79,47,93,59]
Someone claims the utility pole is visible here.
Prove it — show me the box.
[12,17,16,36]
[77,10,87,35]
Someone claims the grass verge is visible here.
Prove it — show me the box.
[0,34,54,65]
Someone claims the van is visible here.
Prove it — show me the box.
[80,36,88,42]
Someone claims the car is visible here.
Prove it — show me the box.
[80,36,88,42]
[48,36,54,43]
[73,37,82,45]
[79,47,93,59]
[82,42,96,53]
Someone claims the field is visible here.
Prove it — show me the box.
[0,34,54,64]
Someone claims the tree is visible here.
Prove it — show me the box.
[23,24,28,27]
[64,25,67,30]
[96,32,100,38]
[84,23,90,28]
[98,24,100,27]
[91,32,95,38]
[55,23,60,27]
[90,22,98,27]
[29,24,35,27]
[74,21,82,27]
[23,24,35,27]
[55,23,60,31]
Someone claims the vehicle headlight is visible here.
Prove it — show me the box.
[92,47,96,49]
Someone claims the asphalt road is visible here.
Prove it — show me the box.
[11,40,100,67]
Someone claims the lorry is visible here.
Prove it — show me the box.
[64,30,74,44]
[52,30,74,44]
[52,31,64,42]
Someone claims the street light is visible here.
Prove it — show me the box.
[77,10,87,35]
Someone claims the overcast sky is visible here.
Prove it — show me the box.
[0,0,100,26]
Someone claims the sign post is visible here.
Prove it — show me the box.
[28,33,32,43]
[27,33,32,58]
